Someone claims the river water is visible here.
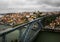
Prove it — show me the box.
[34,31,60,42]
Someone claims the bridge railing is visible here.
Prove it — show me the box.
[0,16,45,42]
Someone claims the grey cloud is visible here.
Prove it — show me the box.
[13,0,38,5]
[0,2,9,9]
[0,0,60,13]
[37,0,60,7]
[1,0,60,7]
[21,0,60,7]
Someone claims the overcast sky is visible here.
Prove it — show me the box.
[0,0,60,13]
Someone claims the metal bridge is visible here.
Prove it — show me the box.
[1,14,57,42]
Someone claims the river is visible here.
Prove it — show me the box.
[34,31,60,42]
